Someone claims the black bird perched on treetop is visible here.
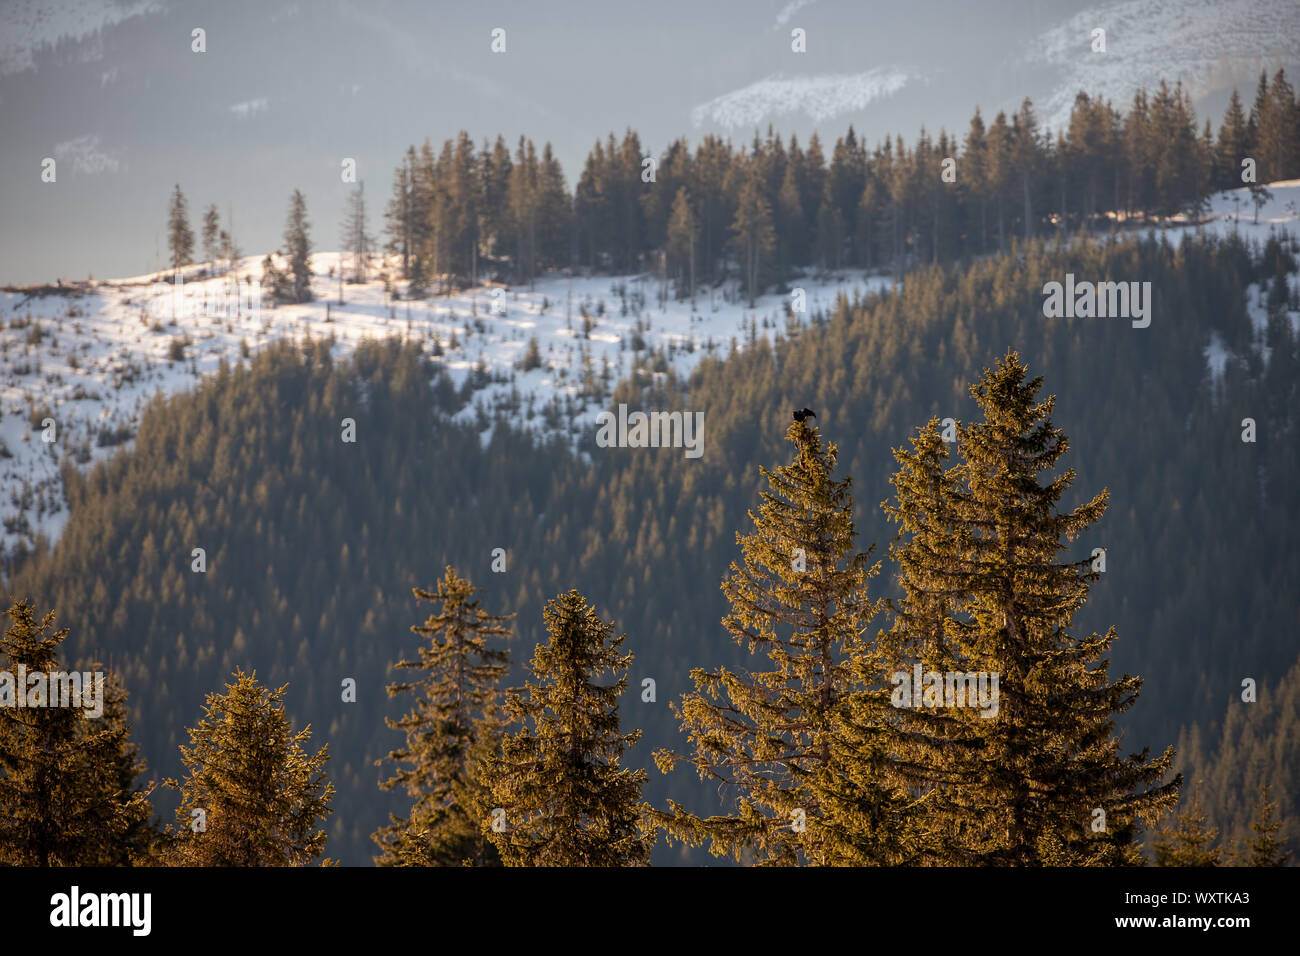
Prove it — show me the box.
[792,407,816,423]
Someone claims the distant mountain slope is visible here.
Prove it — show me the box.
[10,230,1298,865]
[0,251,885,562]
[3,181,1295,562]
[1027,0,1300,132]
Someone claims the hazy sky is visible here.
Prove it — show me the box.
[2,0,1297,284]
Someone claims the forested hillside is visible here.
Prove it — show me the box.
[9,227,1297,864]
[7,72,1298,563]
[377,71,1300,291]
[1177,654,1300,859]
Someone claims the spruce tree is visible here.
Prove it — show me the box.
[260,253,290,305]
[1247,784,1290,866]
[666,187,697,302]
[282,189,313,303]
[201,203,221,269]
[374,566,511,866]
[167,184,195,271]
[449,132,481,289]
[778,164,806,272]
[1257,70,1299,183]
[166,669,333,865]
[340,182,373,284]
[1247,71,1269,162]
[730,171,776,305]
[652,420,915,865]
[483,590,649,866]
[814,194,844,270]
[1151,785,1222,866]
[481,135,514,263]
[87,667,157,864]
[1216,90,1250,191]
[385,152,415,279]
[508,137,539,284]
[536,143,571,270]
[521,336,542,372]
[220,202,241,272]
[878,417,981,864]
[884,352,1180,865]
[0,600,153,865]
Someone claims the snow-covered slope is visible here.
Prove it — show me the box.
[1027,0,1300,134]
[0,250,887,559]
[690,69,914,129]
[1178,179,1300,240]
[1162,182,1300,386]
[0,0,161,77]
[3,180,1297,562]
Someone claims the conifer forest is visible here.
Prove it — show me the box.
[1,1,1298,938]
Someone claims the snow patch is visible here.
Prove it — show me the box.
[1026,0,1300,134]
[0,253,890,559]
[1204,330,1228,385]
[0,0,161,76]
[691,69,912,128]
[53,134,120,175]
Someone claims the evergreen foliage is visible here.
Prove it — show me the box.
[165,668,333,865]
[167,184,194,271]
[380,75,1300,298]
[883,354,1180,864]
[652,420,915,864]
[483,590,649,866]
[1150,784,1223,866]
[0,600,154,865]
[283,189,314,304]
[9,231,1297,864]
[1175,651,1300,864]
[201,203,221,268]
[373,566,511,866]
[1247,784,1290,866]
[340,183,373,284]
